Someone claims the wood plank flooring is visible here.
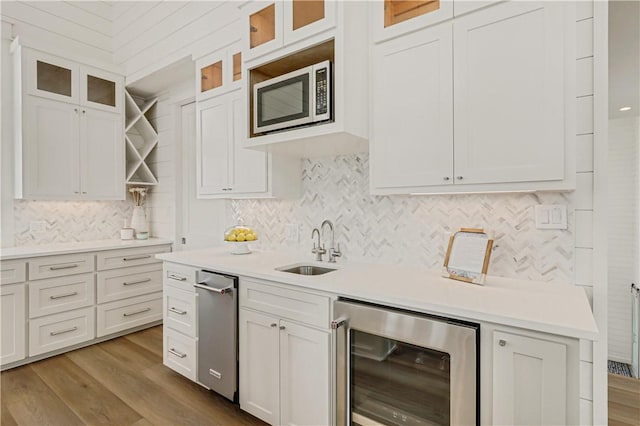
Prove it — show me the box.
[2,326,639,425]
[1,326,266,426]
[609,373,640,426]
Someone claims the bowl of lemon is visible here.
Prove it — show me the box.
[224,225,258,255]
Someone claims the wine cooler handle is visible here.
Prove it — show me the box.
[331,317,348,426]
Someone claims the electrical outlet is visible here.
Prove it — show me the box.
[535,205,567,230]
[30,221,47,233]
[285,224,299,242]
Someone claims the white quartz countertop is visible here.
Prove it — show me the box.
[0,238,173,260]
[157,248,598,341]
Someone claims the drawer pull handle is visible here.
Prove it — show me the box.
[123,307,151,317]
[169,307,187,315]
[123,255,151,262]
[123,278,152,286]
[50,326,78,336]
[279,325,286,330]
[49,264,78,271]
[168,273,187,281]
[169,348,187,358]
[49,291,78,300]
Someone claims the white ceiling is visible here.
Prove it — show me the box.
[609,0,640,119]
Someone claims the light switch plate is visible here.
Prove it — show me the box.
[535,205,567,230]
[285,224,299,242]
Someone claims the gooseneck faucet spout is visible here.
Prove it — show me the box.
[311,228,326,261]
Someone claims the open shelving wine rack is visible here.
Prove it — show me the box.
[125,89,159,185]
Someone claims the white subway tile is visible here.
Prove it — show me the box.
[576,57,594,97]
[576,18,594,59]
[580,339,593,362]
[575,210,594,248]
[576,1,594,21]
[574,173,594,210]
[577,96,594,135]
[576,134,594,172]
[580,399,593,425]
[580,361,594,400]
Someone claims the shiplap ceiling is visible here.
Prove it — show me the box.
[609,0,640,119]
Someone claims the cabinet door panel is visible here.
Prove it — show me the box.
[244,1,284,61]
[493,331,567,425]
[26,50,79,104]
[371,24,453,190]
[0,284,26,365]
[280,320,330,426]
[80,65,123,113]
[23,97,80,198]
[453,1,566,184]
[283,0,336,46]
[229,95,268,193]
[197,97,230,196]
[80,108,124,199]
[239,308,279,425]
[373,0,453,43]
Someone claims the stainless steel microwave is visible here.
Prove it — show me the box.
[253,60,332,134]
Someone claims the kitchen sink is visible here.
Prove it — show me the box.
[277,264,337,276]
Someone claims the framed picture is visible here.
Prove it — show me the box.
[442,228,494,285]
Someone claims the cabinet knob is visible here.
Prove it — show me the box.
[82,110,86,114]
[74,191,79,194]
[443,177,450,181]
[456,176,464,180]
[498,339,506,347]
[74,108,78,113]
[279,325,286,330]
[270,323,277,328]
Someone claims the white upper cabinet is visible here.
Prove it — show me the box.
[372,0,454,43]
[196,43,243,101]
[13,44,125,200]
[196,90,297,199]
[242,0,336,61]
[453,1,566,185]
[371,23,454,190]
[371,0,575,195]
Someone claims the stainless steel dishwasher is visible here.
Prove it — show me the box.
[194,270,238,402]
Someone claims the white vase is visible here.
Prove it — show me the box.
[130,206,148,234]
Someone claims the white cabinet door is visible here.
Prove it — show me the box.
[279,320,330,426]
[22,96,80,199]
[243,1,284,61]
[80,107,124,199]
[197,96,230,196]
[239,308,280,425]
[283,0,336,46]
[229,95,268,194]
[25,49,79,104]
[453,1,566,185]
[372,0,453,43]
[371,23,453,191]
[79,65,123,113]
[493,331,567,425]
[0,284,26,365]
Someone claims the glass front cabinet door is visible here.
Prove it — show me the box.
[26,50,79,103]
[80,65,123,113]
[373,0,453,42]
[195,43,243,101]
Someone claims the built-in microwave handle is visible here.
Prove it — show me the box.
[331,316,348,426]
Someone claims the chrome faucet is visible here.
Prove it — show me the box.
[321,219,342,263]
[311,228,326,261]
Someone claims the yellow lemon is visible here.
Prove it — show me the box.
[226,234,236,242]
[246,233,256,241]
[236,233,246,242]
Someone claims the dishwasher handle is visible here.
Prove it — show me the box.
[194,282,233,295]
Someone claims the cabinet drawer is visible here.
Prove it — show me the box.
[29,273,95,318]
[96,292,162,337]
[29,253,95,280]
[29,307,95,357]
[97,264,162,304]
[163,327,197,381]
[96,245,170,271]
[164,286,197,338]
[163,262,198,292]
[1,260,26,285]
[240,278,331,328]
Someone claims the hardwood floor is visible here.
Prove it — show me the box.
[3,327,639,426]
[609,373,640,426]
[0,326,266,426]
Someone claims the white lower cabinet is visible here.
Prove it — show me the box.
[29,306,95,357]
[488,328,579,425]
[96,292,162,338]
[162,262,198,381]
[239,278,332,426]
[0,283,26,365]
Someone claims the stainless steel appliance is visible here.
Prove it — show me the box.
[333,299,479,426]
[195,270,238,402]
[253,60,332,134]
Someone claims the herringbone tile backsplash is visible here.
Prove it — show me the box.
[232,154,574,283]
[13,200,133,246]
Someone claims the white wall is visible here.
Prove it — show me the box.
[608,116,639,363]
